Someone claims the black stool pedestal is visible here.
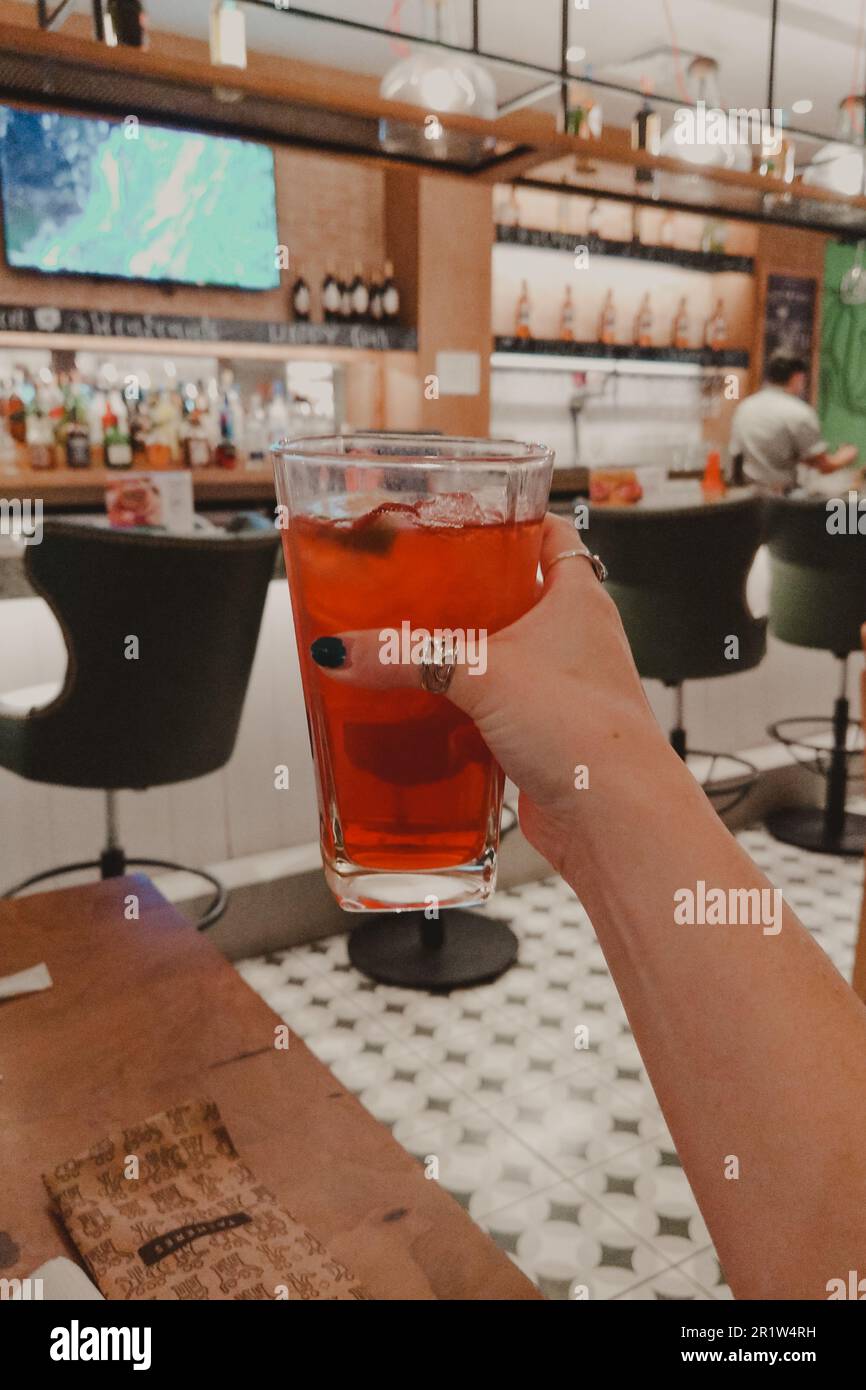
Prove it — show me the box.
[765,807,866,858]
[348,910,518,990]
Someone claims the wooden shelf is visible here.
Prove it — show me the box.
[1,466,276,509]
[493,337,749,369]
[495,224,755,274]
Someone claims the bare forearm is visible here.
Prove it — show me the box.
[559,731,866,1300]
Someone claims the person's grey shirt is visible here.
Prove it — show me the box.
[730,385,827,492]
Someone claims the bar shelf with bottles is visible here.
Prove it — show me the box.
[0,260,412,503]
[493,186,754,375]
[495,224,754,275]
[0,347,340,498]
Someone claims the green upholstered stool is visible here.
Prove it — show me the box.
[0,518,279,925]
[585,493,768,808]
[764,495,866,856]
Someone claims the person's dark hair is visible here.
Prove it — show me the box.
[766,351,808,385]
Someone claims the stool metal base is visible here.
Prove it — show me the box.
[765,807,866,858]
[2,856,228,929]
[347,910,518,991]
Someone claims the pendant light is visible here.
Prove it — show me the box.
[659,56,752,171]
[379,0,497,121]
[803,96,865,197]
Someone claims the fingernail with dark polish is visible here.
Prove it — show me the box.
[311,636,347,669]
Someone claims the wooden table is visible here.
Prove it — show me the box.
[0,876,538,1300]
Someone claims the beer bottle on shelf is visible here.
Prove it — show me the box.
[705,298,728,351]
[515,280,532,339]
[321,266,341,323]
[634,293,653,348]
[382,260,400,323]
[291,265,311,322]
[672,297,690,349]
[350,262,370,323]
[587,199,602,238]
[369,270,384,323]
[598,289,616,345]
[560,285,576,342]
[339,267,354,322]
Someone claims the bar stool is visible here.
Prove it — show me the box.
[764,495,866,856]
[585,494,767,810]
[0,518,279,926]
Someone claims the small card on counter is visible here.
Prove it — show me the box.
[105,471,195,533]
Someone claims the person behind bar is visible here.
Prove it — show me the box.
[311,514,866,1300]
[730,349,858,493]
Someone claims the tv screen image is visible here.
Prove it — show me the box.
[0,106,280,290]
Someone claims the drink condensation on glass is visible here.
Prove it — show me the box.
[273,435,554,912]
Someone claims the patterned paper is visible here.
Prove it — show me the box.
[43,1099,368,1301]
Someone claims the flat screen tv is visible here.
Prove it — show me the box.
[0,105,280,290]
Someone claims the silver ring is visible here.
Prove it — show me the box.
[420,636,458,695]
[548,549,608,583]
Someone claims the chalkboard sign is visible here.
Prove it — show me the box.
[763,274,817,385]
[0,304,417,352]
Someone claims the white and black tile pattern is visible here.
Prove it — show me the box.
[236,824,862,1300]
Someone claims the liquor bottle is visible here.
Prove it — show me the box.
[508,187,521,228]
[64,387,92,469]
[291,266,311,322]
[659,211,676,247]
[181,407,212,468]
[672,297,690,350]
[587,199,602,238]
[321,266,341,323]
[350,262,370,323]
[560,285,576,342]
[633,293,653,348]
[339,267,353,322]
[267,381,290,447]
[382,260,400,323]
[103,396,133,470]
[128,395,149,464]
[8,379,27,444]
[369,271,384,323]
[244,391,268,466]
[215,390,238,469]
[26,387,55,471]
[705,298,727,350]
[515,280,532,339]
[598,289,616,345]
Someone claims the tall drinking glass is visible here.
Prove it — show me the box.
[273,434,554,913]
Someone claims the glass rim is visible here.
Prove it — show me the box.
[271,433,553,470]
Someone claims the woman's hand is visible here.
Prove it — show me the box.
[311,512,676,876]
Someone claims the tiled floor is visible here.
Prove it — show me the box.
[235,826,863,1301]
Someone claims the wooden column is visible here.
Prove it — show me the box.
[385,173,492,437]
